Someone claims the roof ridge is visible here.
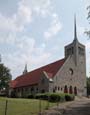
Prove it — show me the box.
[26,58,65,74]
[11,58,66,88]
[16,58,65,79]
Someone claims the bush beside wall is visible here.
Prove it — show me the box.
[34,93,75,102]
[65,93,75,101]
[11,92,75,102]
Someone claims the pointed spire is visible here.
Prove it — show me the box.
[25,63,27,71]
[23,63,28,75]
[74,14,78,40]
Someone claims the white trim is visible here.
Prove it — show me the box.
[43,71,49,79]
[43,71,53,82]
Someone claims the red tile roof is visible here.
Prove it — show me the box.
[10,58,65,88]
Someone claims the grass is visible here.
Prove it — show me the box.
[0,97,57,115]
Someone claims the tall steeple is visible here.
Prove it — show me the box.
[23,64,28,75]
[73,15,78,66]
[65,15,79,65]
[74,15,78,41]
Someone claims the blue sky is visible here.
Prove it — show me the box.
[0,0,90,79]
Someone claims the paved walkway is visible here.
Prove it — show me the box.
[41,97,90,115]
[63,98,90,115]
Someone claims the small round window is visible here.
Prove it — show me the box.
[69,68,73,75]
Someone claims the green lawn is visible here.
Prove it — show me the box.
[0,97,57,115]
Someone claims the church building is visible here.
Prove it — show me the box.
[10,18,87,97]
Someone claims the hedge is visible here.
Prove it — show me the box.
[65,93,75,101]
[27,94,35,99]
[34,93,75,102]
[35,93,48,100]
[48,93,62,102]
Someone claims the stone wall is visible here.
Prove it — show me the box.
[51,55,86,96]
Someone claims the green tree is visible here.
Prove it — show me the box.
[0,63,12,95]
[85,5,90,38]
[87,77,90,95]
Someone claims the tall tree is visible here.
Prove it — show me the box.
[0,62,12,95]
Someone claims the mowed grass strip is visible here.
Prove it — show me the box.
[0,99,6,115]
[0,97,57,115]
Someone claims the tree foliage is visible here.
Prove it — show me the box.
[0,63,12,92]
[85,5,90,38]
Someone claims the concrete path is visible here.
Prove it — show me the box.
[41,97,90,115]
[63,98,90,115]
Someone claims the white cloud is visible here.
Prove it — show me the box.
[20,0,52,17]
[29,52,51,68]
[0,32,16,44]
[77,26,85,37]
[3,38,51,79]
[44,13,62,40]
[84,0,90,7]
[0,0,61,78]
[1,32,51,78]
[16,36,35,53]
[0,0,53,39]
[80,0,89,6]
[13,0,32,30]
[0,0,32,33]
[86,41,90,49]
[0,14,17,32]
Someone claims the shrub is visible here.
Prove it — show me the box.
[48,93,60,102]
[10,91,16,98]
[35,93,64,102]
[34,93,75,102]
[65,94,75,101]
[27,94,35,99]
[35,93,48,100]
[48,93,74,102]
[58,93,65,102]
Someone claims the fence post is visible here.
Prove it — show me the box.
[57,100,59,107]
[5,100,8,115]
[57,96,59,107]
[47,95,49,109]
[39,98,41,115]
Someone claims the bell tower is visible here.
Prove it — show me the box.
[64,16,87,96]
[65,16,85,66]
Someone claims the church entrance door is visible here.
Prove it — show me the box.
[64,85,68,93]
[74,87,77,95]
[69,86,73,94]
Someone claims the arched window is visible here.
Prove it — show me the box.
[53,88,55,93]
[74,87,77,95]
[69,86,73,94]
[58,86,60,91]
[53,86,57,93]
[36,88,38,93]
[69,68,73,75]
[31,87,34,93]
[41,89,45,93]
[55,86,57,90]
[64,85,68,93]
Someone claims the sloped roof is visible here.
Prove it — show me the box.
[10,58,65,88]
